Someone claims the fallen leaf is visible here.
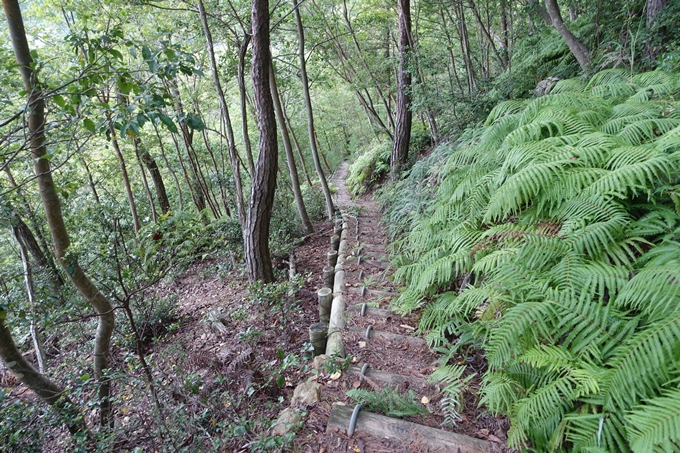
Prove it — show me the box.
[358,341,366,348]
[421,396,430,404]
[400,324,415,331]
[488,434,501,443]
[329,371,341,380]
[351,356,358,363]
[352,380,361,388]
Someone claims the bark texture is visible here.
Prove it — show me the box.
[3,0,115,428]
[390,0,413,180]
[246,0,278,283]
[544,0,591,71]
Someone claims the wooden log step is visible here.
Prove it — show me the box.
[346,305,394,318]
[348,326,427,348]
[346,365,427,386]
[327,404,493,453]
[347,287,396,297]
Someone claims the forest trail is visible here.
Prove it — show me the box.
[295,164,507,452]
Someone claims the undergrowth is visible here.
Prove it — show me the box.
[384,68,680,452]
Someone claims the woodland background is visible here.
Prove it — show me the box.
[1,0,679,451]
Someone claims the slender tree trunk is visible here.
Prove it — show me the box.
[12,226,47,373]
[170,131,205,213]
[246,0,278,283]
[391,0,413,180]
[544,0,591,71]
[133,138,158,224]
[152,122,184,211]
[270,62,314,234]
[284,112,314,187]
[4,0,115,427]
[109,123,141,233]
[197,0,246,228]
[137,140,170,215]
[237,35,256,176]
[4,168,63,287]
[467,0,506,69]
[292,0,334,219]
[500,0,510,69]
[80,156,101,204]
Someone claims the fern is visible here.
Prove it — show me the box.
[346,387,428,418]
[627,389,680,453]
[383,69,680,452]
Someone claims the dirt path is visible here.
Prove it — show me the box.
[294,165,509,452]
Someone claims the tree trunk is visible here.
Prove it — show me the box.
[133,138,158,224]
[646,0,668,26]
[12,226,47,373]
[152,122,184,211]
[197,0,246,229]
[137,140,170,215]
[467,0,507,69]
[391,0,413,180]
[109,123,141,233]
[237,35,256,177]
[4,168,64,288]
[544,0,591,71]
[0,317,85,434]
[284,112,314,187]
[270,62,314,234]
[80,156,101,204]
[246,0,278,283]
[4,0,116,428]
[292,0,335,220]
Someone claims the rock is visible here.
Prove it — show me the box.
[313,354,326,370]
[292,380,322,404]
[535,76,560,96]
[270,407,302,436]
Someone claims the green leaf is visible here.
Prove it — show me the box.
[141,45,151,61]
[108,48,123,60]
[276,375,285,388]
[185,112,205,131]
[83,118,96,134]
[53,95,66,108]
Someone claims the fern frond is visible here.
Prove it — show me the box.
[484,100,527,126]
[627,389,680,453]
[604,310,680,412]
[587,69,632,89]
[550,78,586,93]
[617,118,680,145]
[484,159,572,223]
[565,411,630,453]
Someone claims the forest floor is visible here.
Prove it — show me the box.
[2,164,509,453]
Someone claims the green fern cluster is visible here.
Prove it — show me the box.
[391,69,680,451]
[346,386,428,418]
[346,141,392,196]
